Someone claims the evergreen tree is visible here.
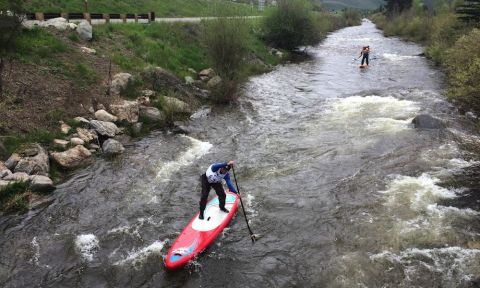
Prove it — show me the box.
[456,0,480,23]
[385,0,413,15]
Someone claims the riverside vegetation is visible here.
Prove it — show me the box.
[372,0,480,115]
[0,0,360,213]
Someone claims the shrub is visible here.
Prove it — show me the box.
[262,0,321,51]
[444,28,480,110]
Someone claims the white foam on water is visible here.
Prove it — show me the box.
[75,234,99,262]
[380,174,456,212]
[322,95,420,135]
[370,247,480,285]
[383,53,419,61]
[30,236,40,266]
[107,217,160,239]
[156,136,212,181]
[113,240,167,267]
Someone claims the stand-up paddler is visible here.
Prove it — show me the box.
[199,160,237,220]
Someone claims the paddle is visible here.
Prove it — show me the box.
[231,165,256,243]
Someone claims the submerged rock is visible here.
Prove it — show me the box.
[102,139,125,155]
[412,114,444,129]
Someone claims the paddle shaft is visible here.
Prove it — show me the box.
[231,166,256,242]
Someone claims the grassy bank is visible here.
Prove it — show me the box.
[24,0,260,17]
[371,8,480,114]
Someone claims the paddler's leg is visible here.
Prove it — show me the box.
[212,183,228,213]
[199,173,210,219]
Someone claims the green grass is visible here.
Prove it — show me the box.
[3,129,64,155]
[0,181,30,213]
[25,0,260,17]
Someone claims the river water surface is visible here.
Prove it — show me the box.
[1,20,480,288]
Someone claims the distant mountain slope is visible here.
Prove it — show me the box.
[24,0,259,16]
[318,0,384,10]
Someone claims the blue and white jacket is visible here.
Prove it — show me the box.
[205,162,237,193]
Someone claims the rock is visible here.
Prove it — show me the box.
[110,73,133,95]
[142,67,185,94]
[110,100,139,123]
[466,111,477,120]
[207,75,222,89]
[60,122,71,134]
[45,17,68,30]
[95,109,118,122]
[139,106,164,122]
[30,175,55,193]
[102,139,125,155]
[80,46,96,54]
[137,96,151,107]
[163,96,191,114]
[77,20,92,41]
[70,137,85,146]
[51,145,92,169]
[74,117,90,125]
[76,128,98,143]
[5,153,20,170]
[412,114,444,129]
[67,23,78,30]
[141,89,155,98]
[172,121,190,135]
[185,76,195,85]
[53,139,69,150]
[0,162,11,179]
[89,120,119,138]
[14,144,49,176]
[199,68,215,81]
[97,103,106,111]
[89,144,100,150]
[4,172,30,182]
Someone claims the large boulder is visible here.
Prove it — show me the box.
[0,162,11,179]
[102,139,125,155]
[5,153,20,170]
[412,114,444,129]
[110,100,139,123]
[95,109,118,122]
[45,17,68,31]
[14,144,50,176]
[51,145,92,169]
[89,120,119,138]
[139,106,164,122]
[110,73,133,96]
[198,68,215,82]
[76,128,98,143]
[4,172,30,182]
[30,175,55,193]
[53,139,69,150]
[163,97,191,114]
[77,20,92,41]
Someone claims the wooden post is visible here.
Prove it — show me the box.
[35,12,44,21]
[84,0,91,24]
[134,13,138,23]
[61,12,68,20]
[121,14,126,23]
[103,13,110,24]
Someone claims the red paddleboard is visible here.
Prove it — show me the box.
[165,191,239,270]
[359,64,368,68]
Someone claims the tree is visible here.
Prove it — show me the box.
[456,0,480,23]
[385,0,413,16]
[0,0,26,96]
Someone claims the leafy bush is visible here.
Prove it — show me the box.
[262,0,321,51]
[444,28,480,110]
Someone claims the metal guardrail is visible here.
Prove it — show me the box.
[25,12,155,23]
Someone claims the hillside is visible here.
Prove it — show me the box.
[24,0,259,17]
[318,0,383,10]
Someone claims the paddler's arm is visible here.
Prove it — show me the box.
[211,162,228,172]
[224,173,237,193]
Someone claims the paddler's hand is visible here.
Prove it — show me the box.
[227,160,234,166]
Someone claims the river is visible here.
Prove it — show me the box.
[1,20,480,288]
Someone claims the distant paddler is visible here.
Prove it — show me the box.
[358,45,370,68]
